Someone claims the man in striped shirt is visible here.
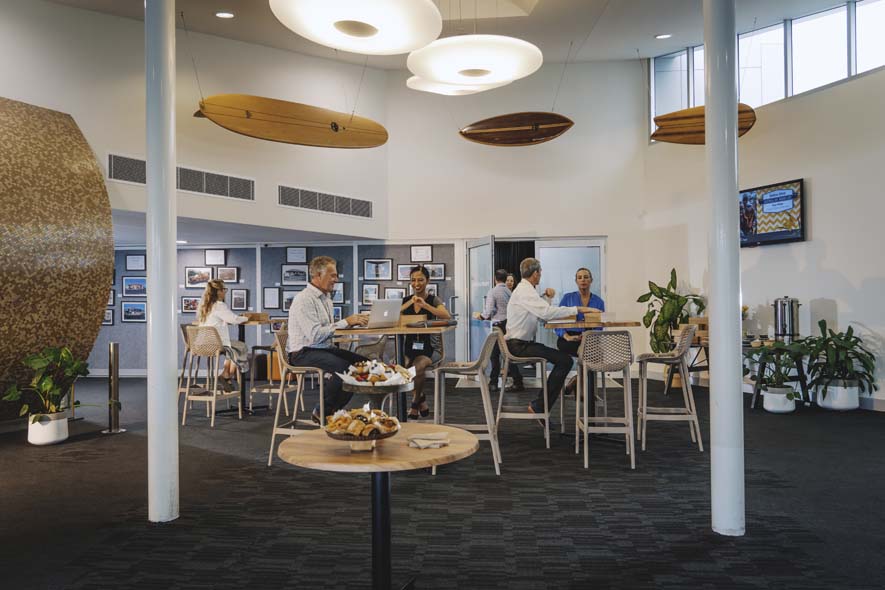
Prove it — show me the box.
[474,268,524,393]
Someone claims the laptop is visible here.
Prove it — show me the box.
[348,298,401,329]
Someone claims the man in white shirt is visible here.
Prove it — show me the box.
[287,256,369,422]
[506,258,597,418]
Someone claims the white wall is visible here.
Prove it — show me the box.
[0,0,389,238]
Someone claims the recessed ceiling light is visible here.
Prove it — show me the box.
[655,34,672,40]
[176,240,188,244]
[215,11,235,19]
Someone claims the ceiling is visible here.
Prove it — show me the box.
[51,0,844,69]
[112,210,361,247]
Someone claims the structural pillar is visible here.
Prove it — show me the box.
[145,0,179,523]
[704,0,745,536]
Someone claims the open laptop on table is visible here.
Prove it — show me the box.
[345,298,401,329]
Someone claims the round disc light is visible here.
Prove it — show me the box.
[269,0,442,56]
[407,34,543,86]
[406,76,511,96]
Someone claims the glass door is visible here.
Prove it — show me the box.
[467,235,495,362]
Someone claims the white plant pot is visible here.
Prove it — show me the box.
[27,412,69,445]
[762,387,796,414]
[817,381,860,411]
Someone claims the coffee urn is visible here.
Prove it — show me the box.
[772,296,801,342]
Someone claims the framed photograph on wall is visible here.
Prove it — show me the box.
[231,289,248,311]
[283,289,303,311]
[410,245,433,262]
[107,289,115,306]
[333,307,343,322]
[282,264,309,285]
[263,287,280,309]
[181,296,200,313]
[397,264,413,281]
[125,254,145,271]
[185,267,212,289]
[363,258,392,281]
[425,263,445,280]
[102,309,114,326]
[216,267,238,283]
[331,282,345,303]
[204,249,226,266]
[385,287,406,300]
[270,317,288,333]
[286,247,307,263]
[362,283,379,304]
[122,301,147,322]
[122,276,147,297]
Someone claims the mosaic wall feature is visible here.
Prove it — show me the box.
[0,97,113,420]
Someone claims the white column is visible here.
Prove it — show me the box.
[704,0,745,536]
[145,0,179,523]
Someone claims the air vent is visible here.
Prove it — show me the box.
[278,185,373,219]
[107,155,254,201]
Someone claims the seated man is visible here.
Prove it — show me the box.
[473,268,524,393]
[506,257,598,419]
[287,255,369,422]
[556,267,605,396]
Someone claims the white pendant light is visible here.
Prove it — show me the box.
[406,76,510,96]
[269,0,442,56]
[407,34,543,86]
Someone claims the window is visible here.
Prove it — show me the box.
[653,50,687,116]
[792,6,848,94]
[738,24,785,107]
[693,46,705,106]
[858,0,885,73]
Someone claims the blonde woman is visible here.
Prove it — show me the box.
[198,279,249,392]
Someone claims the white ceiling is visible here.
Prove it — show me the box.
[112,209,361,247]
[51,0,845,68]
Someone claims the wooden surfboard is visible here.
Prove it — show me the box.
[459,112,574,147]
[195,94,388,149]
[650,103,756,145]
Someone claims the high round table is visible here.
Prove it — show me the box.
[278,423,478,590]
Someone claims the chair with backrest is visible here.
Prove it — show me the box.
[182,326,241,427]
[495,332,551,448]
[267,331,326,466]
[637,324,703,452]
[432,330,503,475]
[576,330,636,469]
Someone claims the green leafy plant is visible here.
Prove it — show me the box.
[637,268,706,353]
[2,347,90,421]
[743,341,809,399]
[804,320,878,400]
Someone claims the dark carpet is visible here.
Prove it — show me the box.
[1,376,882,590]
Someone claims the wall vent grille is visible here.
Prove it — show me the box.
[107,155,254,201]
[278,185,372,219]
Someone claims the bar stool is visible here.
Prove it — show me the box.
[432,330,503,475]
[495,332,551,449]
[576,331,635,469]
[637,324,703,452]
[182,326,241,427]
[267,331,325,466]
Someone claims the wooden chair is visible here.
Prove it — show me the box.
[432,330,503,475]
[267,331,325,466]
[495,332,551,449]
[576,331,636,469]
[181,326,241,427]
[637,325,703,452]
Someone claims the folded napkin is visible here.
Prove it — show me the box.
[407,432,450,449]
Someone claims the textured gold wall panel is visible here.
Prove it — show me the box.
[0,97,113,420]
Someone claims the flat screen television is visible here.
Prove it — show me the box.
[739,179,805,247]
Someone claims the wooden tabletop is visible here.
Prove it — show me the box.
[335,325,456,337]
[543,320,642,329]
[277,423,479,473]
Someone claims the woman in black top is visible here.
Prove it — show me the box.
[401,265,451,418]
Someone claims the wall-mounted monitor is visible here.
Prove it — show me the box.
[739,179,805,247]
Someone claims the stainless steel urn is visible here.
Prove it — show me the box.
[772,296,801,342]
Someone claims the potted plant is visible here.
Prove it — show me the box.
[2,346,90,445]
[805,320,878,411]
[743,341,808,413]
[637,269,706,385]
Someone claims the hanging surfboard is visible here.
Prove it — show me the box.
[195,94,388,149]
[459,112,574,147]
[650,103,757,145]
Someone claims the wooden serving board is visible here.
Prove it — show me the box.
[459,111,574,146]
[195,94,388,149]
[650,103,756,145]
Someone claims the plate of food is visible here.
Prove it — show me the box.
[324,405,401,451]
[337,360,415,387]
